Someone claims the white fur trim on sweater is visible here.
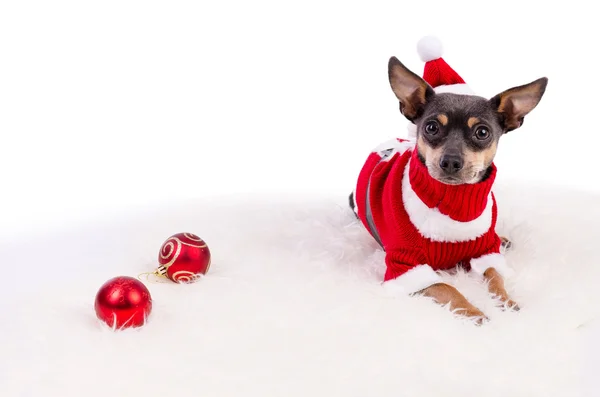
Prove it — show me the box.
[470,253,514,278]
[401,163,494,242]
[383,264,442,295]
[434,84,474,95]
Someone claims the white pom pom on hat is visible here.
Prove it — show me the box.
[417,36,443,62]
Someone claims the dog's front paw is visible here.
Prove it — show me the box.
[491,293,520,311]
[456,306,489,325]
[421,283,490,325]
[500,299,520,312]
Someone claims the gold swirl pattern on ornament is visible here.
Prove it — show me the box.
[181,241,207,248]
[182,233,208,248]
[160,237,182,268]
[184,233,202,241]
[171,270,200,283]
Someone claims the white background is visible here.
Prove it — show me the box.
[1,0,597,239]
[1,1,600,394]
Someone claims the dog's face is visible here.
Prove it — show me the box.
[388,57,548,185]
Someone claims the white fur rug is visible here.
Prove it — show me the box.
[2,182,598,397]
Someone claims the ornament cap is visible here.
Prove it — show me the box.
[156,265,168,276]
[137,267,170,284]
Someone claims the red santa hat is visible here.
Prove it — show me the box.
[417,36,474,95]
[407,36,474,137]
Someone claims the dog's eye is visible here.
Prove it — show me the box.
[475,126,490,140]
[425,121,439,135]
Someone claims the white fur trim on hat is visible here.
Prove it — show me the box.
[383,264,442,295]
[434,84,475,95]
[417,36,443,62]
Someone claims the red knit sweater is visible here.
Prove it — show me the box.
[353,138,511,294]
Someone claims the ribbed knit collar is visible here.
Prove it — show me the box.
[408,148,496,222]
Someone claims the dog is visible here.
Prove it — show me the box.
[349,37,547,322]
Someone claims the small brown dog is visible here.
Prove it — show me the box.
[349,37,547,322]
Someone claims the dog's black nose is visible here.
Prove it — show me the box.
[439,154,463,174]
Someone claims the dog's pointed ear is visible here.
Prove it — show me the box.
[388,56,434,121]
[490,77,548,133]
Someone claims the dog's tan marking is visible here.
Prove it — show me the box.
[417,136,444,167]
[467,117,480,128]
[437,114,448,126]
[483,141,498,165]
[416,135,428,157]
[464,150,484,170]
[483,268,520,311]
[463,141,498,182]
[420,283,487,323]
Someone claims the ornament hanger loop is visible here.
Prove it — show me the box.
[137,270,170,284]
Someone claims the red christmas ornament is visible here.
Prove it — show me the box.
[94,276,152,330]
[156,232,211,283]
